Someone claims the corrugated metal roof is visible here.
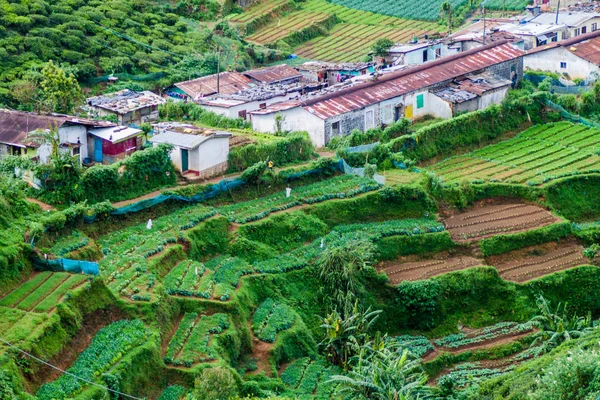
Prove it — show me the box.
[243,64,302,84]
[149,131,231,149]
[249,101,300,115]
[174,72,254,100]
[302,42,524,120]
[0,110,66,147]
[86,90,165,115]
[88,126,143,143]
[567,35,600,65]
[526,29,600,64]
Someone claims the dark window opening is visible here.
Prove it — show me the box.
[332,121,340,135]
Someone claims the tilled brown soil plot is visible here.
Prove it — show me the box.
[445,202,560,242]
[494,244,587,282]
[381,256,482,283]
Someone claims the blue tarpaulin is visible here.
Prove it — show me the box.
[34,258,99,275]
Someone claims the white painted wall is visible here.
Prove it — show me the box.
[157,136,229,173]
[197,137,229,171]
[251,107,326,146]
[524,47,600,80]
[479,87,510,110]
[404,90,453,120]
[37,125,88,164]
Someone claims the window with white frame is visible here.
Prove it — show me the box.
[593,23,598,31]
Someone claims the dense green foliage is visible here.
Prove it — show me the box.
[228,134,315,172]
[545,174,600,222]
[37,320,148,399]
[0,0,263,108]
[159,101,252,130]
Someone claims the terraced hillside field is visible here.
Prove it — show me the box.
[495,244,587,282]
[430,122,600,185]
[234,0,440,62]
[328,0,468,20]
[381,256,482,283]
[0,272,89,313]
[445,202,560,242]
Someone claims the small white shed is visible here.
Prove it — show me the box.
[149,131,231,178]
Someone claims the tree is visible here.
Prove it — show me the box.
[192,367,238,400]
[241,161,267,194]
[440,1,454,36]
[317,238,375,312]
[28,124,61,159]
[371,38,394,58]
[529,295,594,355]
[39,60,82,114]
[319,299,382,369]
[328,338,436,399]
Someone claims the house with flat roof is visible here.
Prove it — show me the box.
[149,123,231,178]
[250,41,524,147]
[86,90,165,125]
[87,125,144,164]
[524,29,600,80]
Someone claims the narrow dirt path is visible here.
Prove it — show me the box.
[26,198,55,211]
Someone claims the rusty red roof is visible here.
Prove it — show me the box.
[0,110,66,147]
[243,64,302,84]
[175,72,254,99]
[301,41,524,120]
[0,110,115,147]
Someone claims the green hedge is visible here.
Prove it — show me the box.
[305,185,436,227]
[159,102,251,130]
[227,134,314,173]
[376,232,455,260]
[81,144,176,203]
[435,181,544,209]
[236,211,329,252]
[545,174,600,222]
[479,222,572,257]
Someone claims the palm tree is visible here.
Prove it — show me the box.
[319,300,382,369]
[440,1,453,36]
[328,338,437,399]
[28,123,61,159]
[529,295,594,354]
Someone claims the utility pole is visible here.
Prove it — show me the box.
[555,0,560,25]
[482,5,486,44]
[216,49,221,94]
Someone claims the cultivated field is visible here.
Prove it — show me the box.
[233,0,440,62]
[495,244,587,282]
[328,0,468,20]
[381,256,481,283]
[280,357,339,398]
[431,122,600,185]
[444,202,560,242]
[246,11,333,45]
[0,272,88,313]
[164,312,229,367]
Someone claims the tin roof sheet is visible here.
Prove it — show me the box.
[149,131,231,149]
[86,90,165,114]
[0,110,66,147]
[88,126,143,143]
[174,72,254,99]
[243,64,302,84]
[302,42,523,120]
[526,29,600,65]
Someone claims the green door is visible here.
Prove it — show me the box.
[181,149,189,172]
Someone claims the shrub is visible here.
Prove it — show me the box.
[479,222,572,257]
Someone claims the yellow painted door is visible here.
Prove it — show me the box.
[405,104,413,119]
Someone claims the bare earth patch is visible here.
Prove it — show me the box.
[444,201,560,242]
[380,256,482,283]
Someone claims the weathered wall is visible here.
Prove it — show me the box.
[524,47,599,80]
